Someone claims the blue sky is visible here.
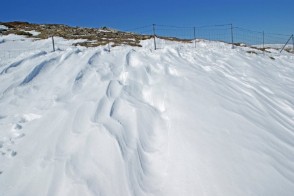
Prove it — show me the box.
[1,0,293,34]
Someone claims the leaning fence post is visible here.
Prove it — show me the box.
[230,24,234,48]
[193,27,196,48]
[152,24,157,50]
[280,34,292,53]
[51,36,55,52]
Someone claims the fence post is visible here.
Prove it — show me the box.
[230,24,234,48]
[280,34,292,53]
[292,34,294,53]
[51,36,55,52]
[152,24,157,50]
[193,27,196,48]
[263,31,265,54]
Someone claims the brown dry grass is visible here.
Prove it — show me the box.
[0,21,152,47]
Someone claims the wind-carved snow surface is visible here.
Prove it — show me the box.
[0,37,294,196]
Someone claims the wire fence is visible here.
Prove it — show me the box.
[125,24,294,51]
[0,24,293,62]
[0,38,76,62]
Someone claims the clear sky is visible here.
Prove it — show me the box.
[1,0,293,34]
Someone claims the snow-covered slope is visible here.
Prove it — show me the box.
[0,36,294,196]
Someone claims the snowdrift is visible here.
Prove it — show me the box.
[0,35,294,196]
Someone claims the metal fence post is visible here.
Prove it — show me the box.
[263,31,265,54]
[280,34,293,53]
[152,24,157,50]
[51,36,55,52]
[108,43,111,52]
[230,24,234,48]
[292,34,294,53]
[193,27,196,48]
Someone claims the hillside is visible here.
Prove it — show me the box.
[0,21,152,47]
[0,28,294,196]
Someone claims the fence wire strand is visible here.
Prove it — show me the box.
[1,23,293,60]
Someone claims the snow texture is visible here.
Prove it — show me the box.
[24,30,41,36]
[0,25,8,30]
[0,35,294,196]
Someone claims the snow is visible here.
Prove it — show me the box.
[24,30,41,36]
[0,35,294,196]
[0,35,87,63]
[0,25,8,30]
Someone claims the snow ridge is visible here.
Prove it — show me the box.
[0,38,294,196]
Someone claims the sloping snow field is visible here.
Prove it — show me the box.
[0,35,294,196]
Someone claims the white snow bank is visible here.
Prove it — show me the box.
[0,25,8,30]
[0,35,89,65]
[24,30,41,36]
[0,37,293,196]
